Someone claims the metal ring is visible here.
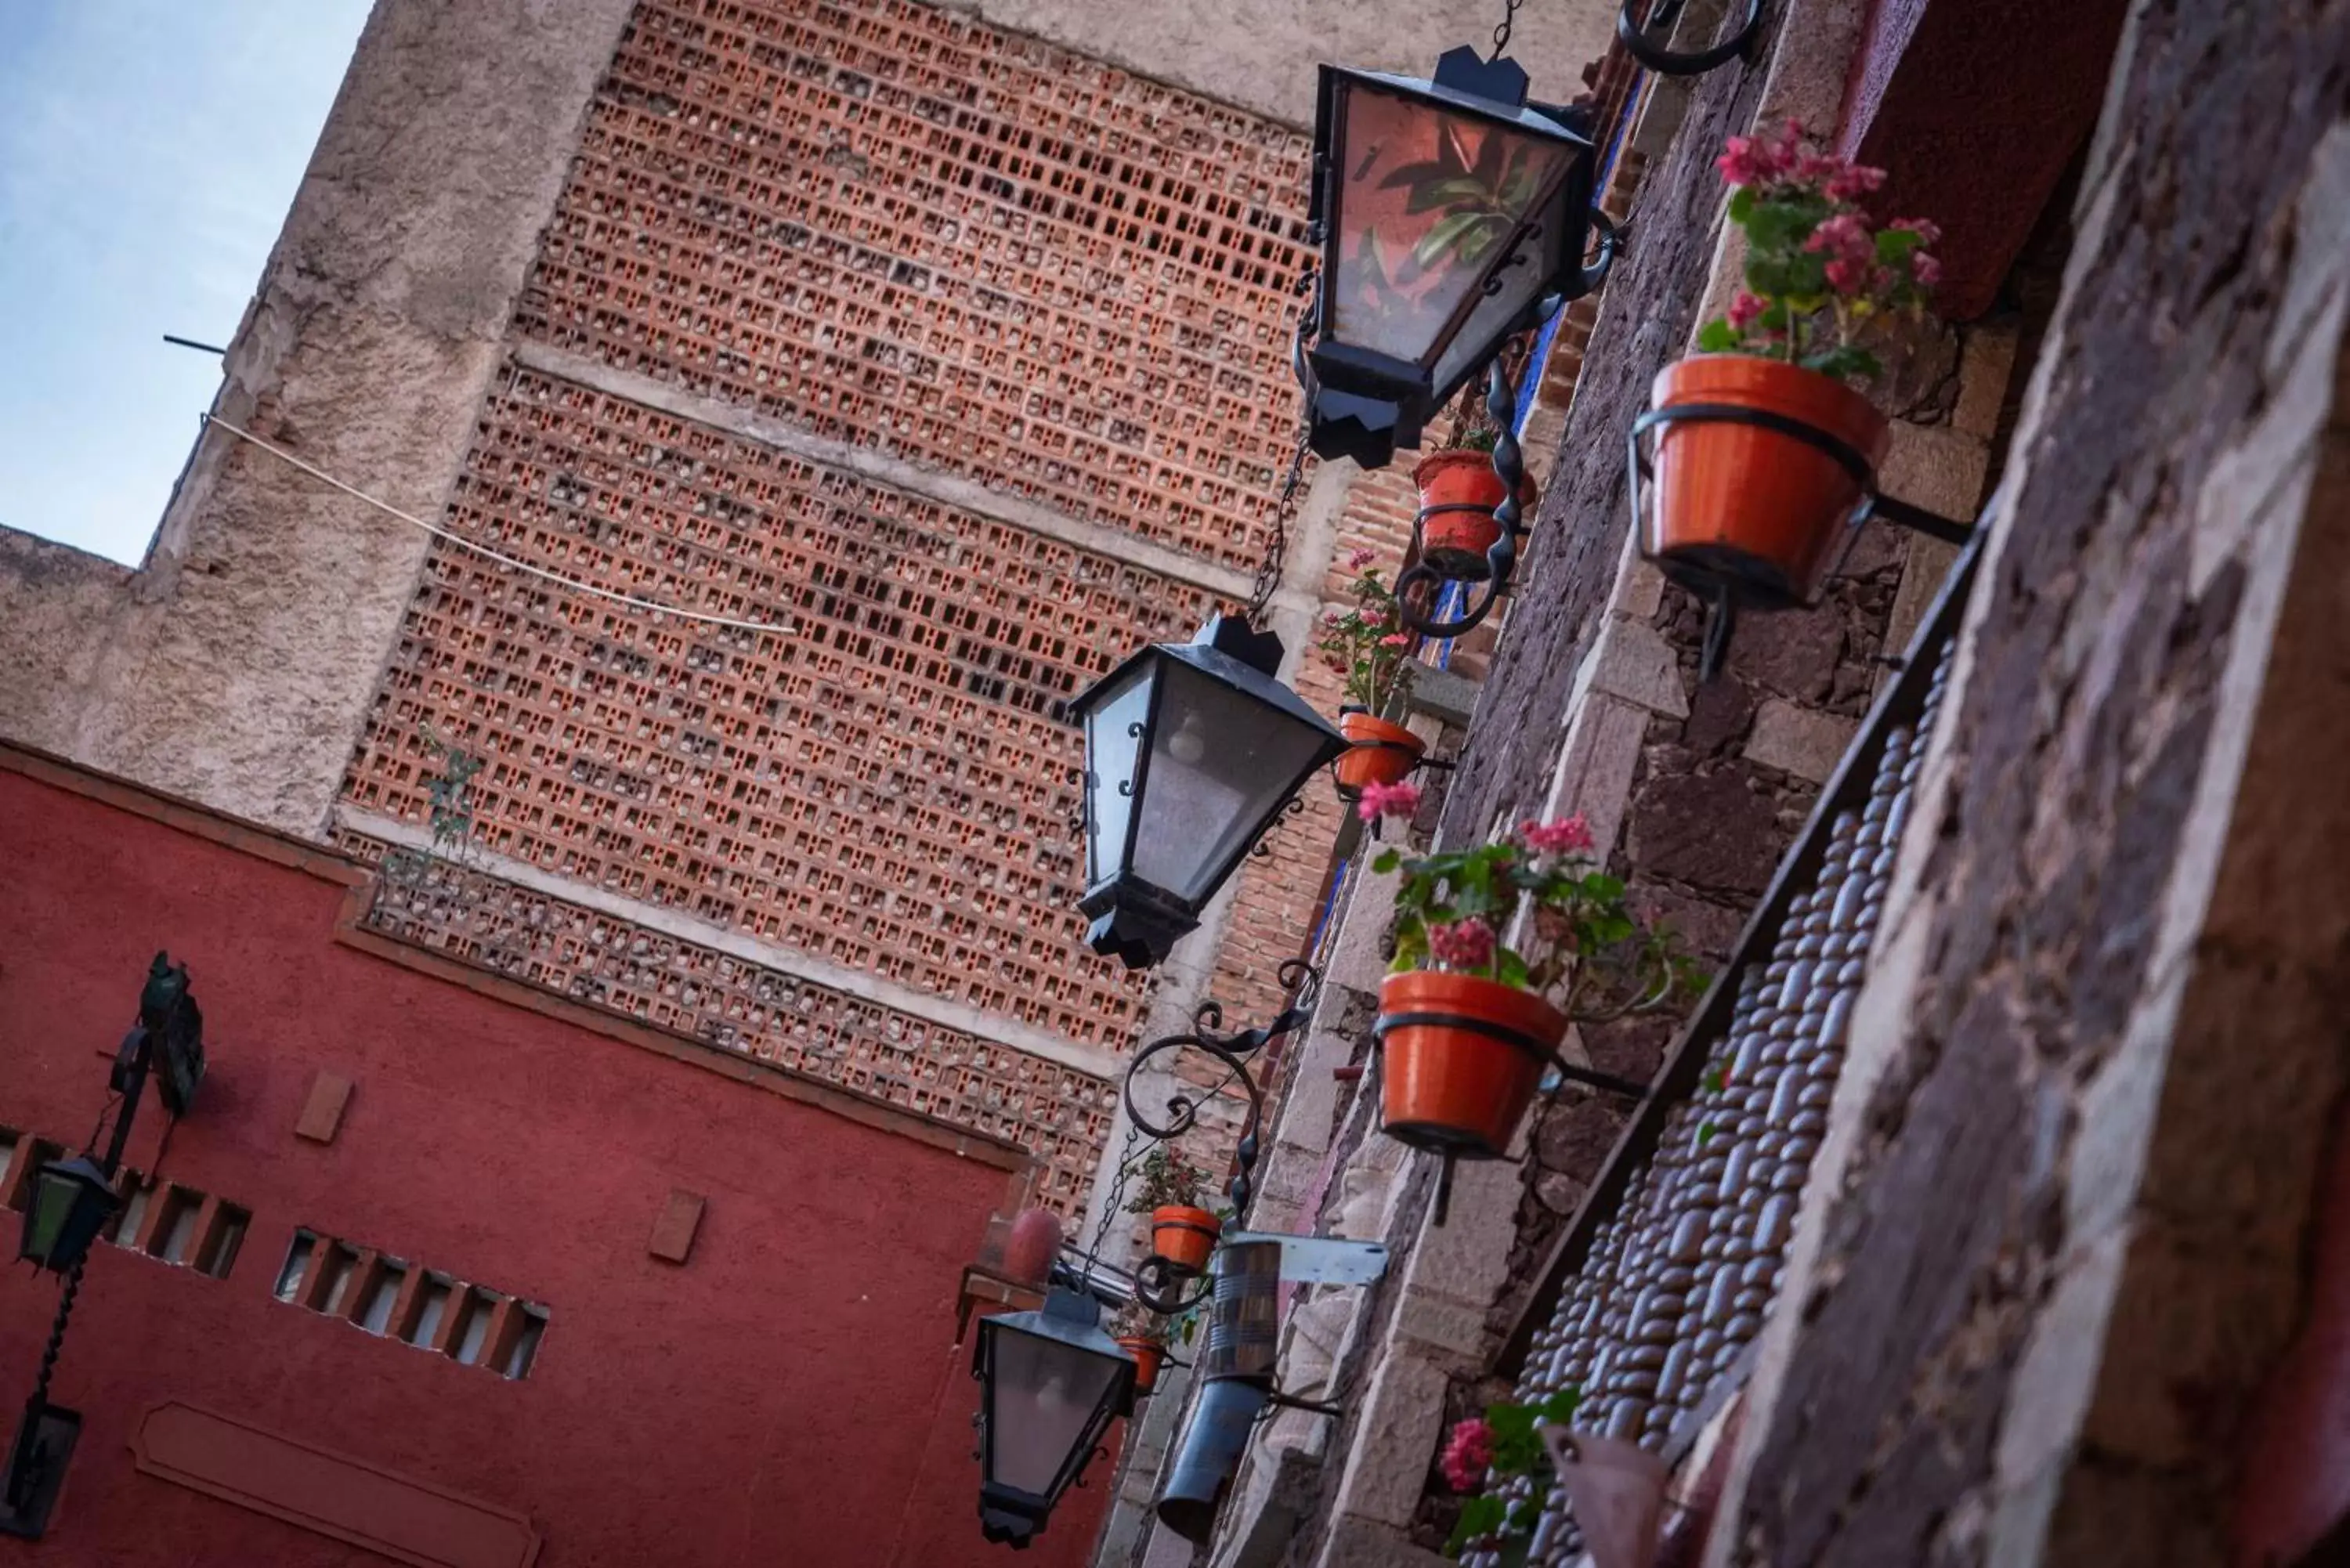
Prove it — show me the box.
[1617,0,1764,75]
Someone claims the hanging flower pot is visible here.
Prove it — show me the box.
[1377,970,1564,1157]
[1643,353,1889,605]
[1119,1335,1169,1396]
[1333,709,1426,798]
[1413,446,1538,581]
[1148,1205,1221,1274]
[1358,807,1700,1161]
[1639,121,1943,616]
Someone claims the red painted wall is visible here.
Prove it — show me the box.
[0,763,1109,1566]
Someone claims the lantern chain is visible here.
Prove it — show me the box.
[1244,263,1321,628]
[1492,0,1524,56]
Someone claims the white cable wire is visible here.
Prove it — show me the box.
[201,414,804,635]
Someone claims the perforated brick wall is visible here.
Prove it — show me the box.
[338,370,1223,1047]
[347,847,1117,1212]
[515,0,1318,573]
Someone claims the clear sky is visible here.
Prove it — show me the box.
[0,2,370,565]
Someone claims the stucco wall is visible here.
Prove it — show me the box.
[940,0,1617,125]
[0,756,1095,1567]
[0,0,635,836]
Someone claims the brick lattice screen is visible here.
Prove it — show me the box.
[342,370,1220,1048]
[334,0,1364,1210]
[515,0,1317,572]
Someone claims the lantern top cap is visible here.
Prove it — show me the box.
[1313,53,1595,163]
[38,1154,113,1190]
[1066,616,1344,748]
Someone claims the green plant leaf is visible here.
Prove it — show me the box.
[1407,211,1506,280]
[1445,1494,1511,1557]
[1696,319,1741,352]
[1535,1387,1581,1423]
[1495,948,1531,988]
[1726,185,1755,224]
[1875,226,1923,263]
[1407,175,1506,215]
[1494,1538,1534,1568]
[1372,849,1402,874]
[1696,1120,1718,1146]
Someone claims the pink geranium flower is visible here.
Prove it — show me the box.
[1726,291,1768,331]
[1356,779,1423,823]
[1911,252,1943,287]
[1803,212,1872,262]
[1889,217,1943,247]
[1441,1418,1496,1493]
[1824,161,1887,201]
[1346,547,1377,571]
[1519,814,1595,855]
[1428,917,1497,970]
[1379,632,1414,648]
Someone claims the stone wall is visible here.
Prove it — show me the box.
[1719,2,2350,1563]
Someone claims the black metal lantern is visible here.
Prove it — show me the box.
[1300,46,1614,469]
[971,1288,1138,1548]
[17,1157,117,1276]
[1070,615,1347,970]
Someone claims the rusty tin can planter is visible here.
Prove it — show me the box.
[1412,448,1539,581]
[1148,1205,1221,1275]
[1375,970,1567,1158]
[1332,710,1426,800]
[1119,1336,1168,1396]
[1641,354,1890,606]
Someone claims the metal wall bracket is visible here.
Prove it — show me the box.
[1220,1231,1390,1287]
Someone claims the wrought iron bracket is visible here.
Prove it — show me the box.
[1618,0,1765,75]
[1396,356,1528,640]
[1626,401,1975,681]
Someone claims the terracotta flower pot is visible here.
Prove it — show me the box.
[1332,710,1426,798]
[1119,1336,1167,1396]
[1376,970,1567,1158]
[1643,354,1890,606]
[1149,1205,1221,1274]
[1413,449,1539,580]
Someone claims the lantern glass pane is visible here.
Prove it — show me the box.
[1325,78,1574,370]
[987,1330,1123,1496]
[1132,663,1333,904]
[24,1172,78,1263]
[1431,198,1567,400]
[1082,666,1155,885]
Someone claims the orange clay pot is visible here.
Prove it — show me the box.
[1119,1336,1167,1396]
[1413,448,1539,580]
[1149,1205,1221,1275]
[1643,354,1889,605]
[1377,970,1567,1158]
[1332,710,1426,799]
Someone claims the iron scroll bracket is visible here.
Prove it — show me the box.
[1626,400,1975,680]
[1618,0,1766,76]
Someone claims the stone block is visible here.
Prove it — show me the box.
[649,1189,705,1264]
[1878,421,1993,522]
[1537,694,1651,862]
[1726,605,1843,703]
[1314,1516,1455,1568]
[1628,764,1784,898]
[1571,616,1691,721]
[1323,1352,1450,1530]
[294,1071,354,1144]
[1744,700,1859,786]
